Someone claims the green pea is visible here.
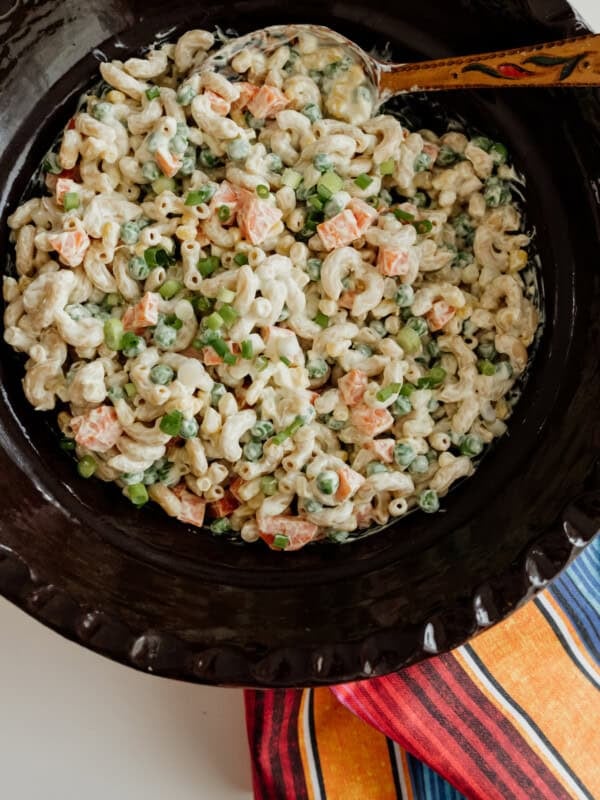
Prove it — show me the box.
[471,136,493,152]
[121,332,146,358]
[92,102,112,121]
[314,153,333,173]
[142,161,160,181]
[260,476,278,496]
[169,134,188,155]
[302,103,322,123]
[316,470,339,496]
[211,517,232,534]
[266,153,283,173]
[176,84,196,105]
[160,410,183,436]
[453,250,473,268]
[460,435,483,457]
[490,142,508,165]
[306,258,322,281]
[392,396,412,417]
[304,498,323,513]
[150,364,175,385]
[179,154,196,175]
[354,344,373,358]
[452,213,474,241]
[427,340,440,359]
[180,418,199,439]
[477,341,496,360]
[366,461,389,476]
[419,489,439,514]
[307,358,328,379]
[210,383,226,407]
[128,256,150,281]
[227,137,251,161]
[413,191,429,208]
[120,221,139,244]
[477,359,497,376]
[394,285,415,307]
[243,440,263,461]
[65,303,91,321]
[407,316,429,336]
[153,320,177,349]
[59,436,76,452]
[408,455,429,475]
[417,366,447,389]
[484,177,511,208]
[251,420,275,441]
[414,152,432,173]
[436,145,460,166]
[77,455,97,478]
[394,443,415,467]
[397,326,422,355]
[107,385,124,403]
[369,320,387,338]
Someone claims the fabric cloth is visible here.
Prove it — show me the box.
[245,535,600,799]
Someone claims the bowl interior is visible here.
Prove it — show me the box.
[0,0,599,686]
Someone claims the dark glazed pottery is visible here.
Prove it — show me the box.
[0,0,599,687]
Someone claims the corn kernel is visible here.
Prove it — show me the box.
[509,249,528,272]
[106,90,125,104]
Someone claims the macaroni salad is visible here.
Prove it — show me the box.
[3,28,539,550]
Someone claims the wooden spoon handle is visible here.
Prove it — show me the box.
[378,33,600,95]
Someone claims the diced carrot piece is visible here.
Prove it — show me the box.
[335,465,365,503]
[338,369,368,406]
[67,117,76,130]
[339,291,356,310]
[71,405,122,453]
[204,89,231,116]
[351,404,394,437]
[317,209,361,251]
[348,198,378,235]
[307,391,319,405]
[247,85,289,119]
[422,142,440,162]
[155,146,181,179]
[233,81,259,110]
[237,193,283,245]
[366,438,395,463]
[377,247,411,277]
[209,180,241,223]
[59,167,81,182]
[48,227,90,267]
[426,300,456,332]
[56,177,81,205]
[122,292,160,331]
[396,201,418,219]
[229,477,246,503]
[210,492,240,518]
[200,341,240,365]
[172,484,207,528]
[258,516,319,551]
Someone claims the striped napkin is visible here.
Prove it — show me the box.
[245,535,600,799]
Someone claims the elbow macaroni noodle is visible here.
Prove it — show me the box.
[3,28,540,550]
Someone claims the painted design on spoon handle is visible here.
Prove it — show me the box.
[462,52,589,82]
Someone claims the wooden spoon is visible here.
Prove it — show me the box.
[203,25,600,111]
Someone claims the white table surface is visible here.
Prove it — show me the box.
[1,2,598,797]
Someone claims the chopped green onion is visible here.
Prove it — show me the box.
[145,85,160,100]
[316,470,339,496]
[354,173,373,190]
[417,366,447,389]
[393,208,415,222]
[307,194,324,212]
[197,255,220,277]
[103,318,124,351]
[159,280,182,300]
[127,482,149,507]
[279,355,291,367]
[260,475,278,496]
[471,136,493,152]
[209,336,237,365]
[150,364,175,385]
[400,382,416,397]
[251,420,275,441]
[191,295,214,315]
[43,153,62,174]
[160,410,183,436]
[477,359,497,376]
[219,304,238,325]
[272,534,289,550]
[217,287,236,304]
[77,455,97,478]
[185,184,216,205]
[317,171,344,200]
[204,312,224,330]
[241,339,253,359]
[314,311,329,328]
[217,205,231,222]
[272,415,304,445]
[256,184,270,199]
[419,489,439,513]
[124,382,137,397]
[397,326,422,355]
[210,517,232,534]
[281,169,302,189]
[152,176,177,194]
[255,355,269,371]
[376,382,402,402]
[63,192,79,211]
[144,246,171,269]
[413,219,433,235]
[233,252,248,266]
